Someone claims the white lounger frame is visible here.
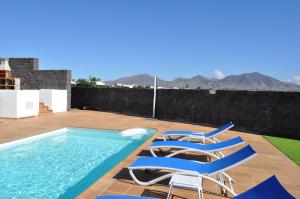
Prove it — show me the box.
[150,147,225,159]
[128,153,256,197]
[149,139,243,159]
[162,125,233,144]
[129,167,236,196]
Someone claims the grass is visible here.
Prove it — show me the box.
[264,135,300,166]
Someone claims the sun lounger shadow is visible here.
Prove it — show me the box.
[113,168,171,186]
[141,189,168,199]
[142,189,225,199]
[137,150,153,156]
[137,149,209,162]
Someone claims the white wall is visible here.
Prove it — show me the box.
[0,91,17,118]
[39,89,67,113]
[0,90,39,118]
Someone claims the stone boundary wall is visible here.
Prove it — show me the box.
[71,87,300,139]
[8,58,71,109]
[71,87,153,116]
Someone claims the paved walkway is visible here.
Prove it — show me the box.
[0,110,299,198]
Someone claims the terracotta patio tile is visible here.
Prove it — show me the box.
[106,182,131,194]
[77,188,100,199]
[101,190,120,196]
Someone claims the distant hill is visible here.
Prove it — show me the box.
[106,74,156,86]
[106,72,300,91]
[106,74,215,89]
[217,72,300,91]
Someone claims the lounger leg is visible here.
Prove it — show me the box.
[197,188,203,199]
[197,188,204,199]
[167,184,173,199]
[200,174,237,197]
[216,172,236,196]
[217,173,227,195]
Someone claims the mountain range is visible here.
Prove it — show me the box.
[106,72,300,91]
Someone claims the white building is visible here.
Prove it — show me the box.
[0,59,68,118]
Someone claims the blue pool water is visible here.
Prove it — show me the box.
[0,127,155,199]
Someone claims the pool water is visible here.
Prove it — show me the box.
[0,127,155,199]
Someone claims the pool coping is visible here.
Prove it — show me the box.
[0,128,68,151]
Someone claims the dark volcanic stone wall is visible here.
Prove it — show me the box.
[9,58,39,71]
[72,87,300,139]
[72,87,153,116]
[8,58,71,109]
[156,89,300,138]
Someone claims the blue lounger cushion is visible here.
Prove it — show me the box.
[130,145,256,175]
[151,136,243,151]
[164,121,234,138]
[234,175,295,199]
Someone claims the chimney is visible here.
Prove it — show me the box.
[0,58,11,71]
[0,58,12,78]
[0,58,20,89]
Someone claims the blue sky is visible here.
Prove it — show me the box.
[1,0,300,83]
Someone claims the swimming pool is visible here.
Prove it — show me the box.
[0,127,156,199]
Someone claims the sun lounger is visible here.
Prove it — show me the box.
[95,175,295,199]
[129,145,256,196]
[233,175,295,199]
[150,136,244,159]
[163,121,234,143]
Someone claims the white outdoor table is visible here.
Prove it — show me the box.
[168,173,204,199]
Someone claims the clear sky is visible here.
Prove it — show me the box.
[1,0,300,83]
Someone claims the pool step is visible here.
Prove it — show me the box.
[39,102,53,114]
